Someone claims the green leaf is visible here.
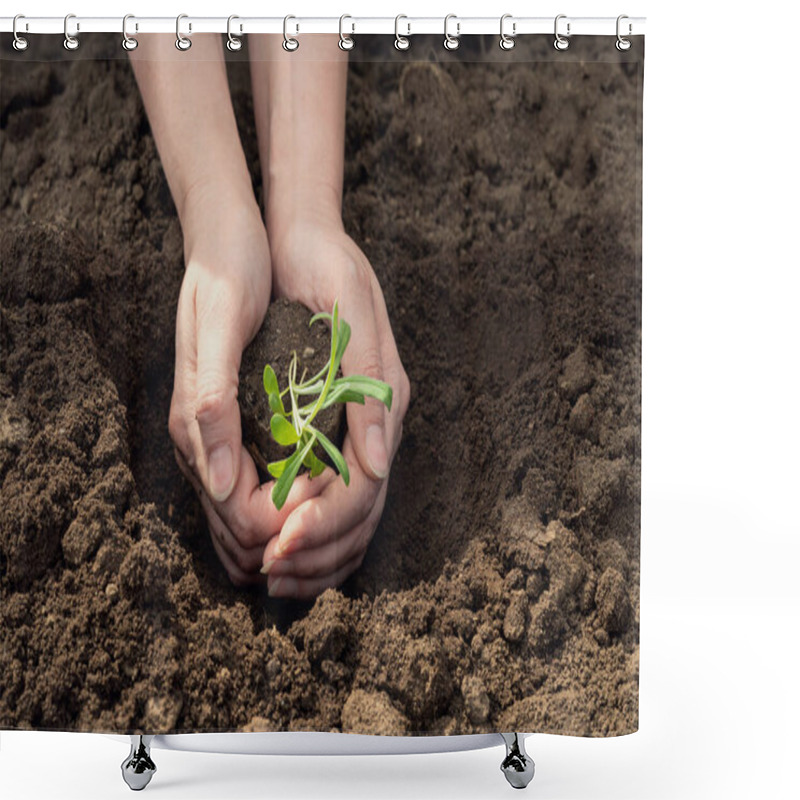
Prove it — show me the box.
[271,436,316,510]
[309,310,332,327]
[335,320,351,366]
[328,300,340,367]
[313,428,350,486]
[263,364,279,396]
[268,392,286,415]
[321,385,366,408]
[303,300,340,427]
[293,380,325,396]
[270,414,298,446]
[267,458,289,478]
[331,376,393,410]
[303,448,327,478]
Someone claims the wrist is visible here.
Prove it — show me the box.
[266,184,344,264]
[181,176,265,260]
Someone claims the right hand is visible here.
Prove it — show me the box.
[257,208,411,599]
[169,180,331,585]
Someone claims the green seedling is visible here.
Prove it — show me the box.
[263,299,393,510]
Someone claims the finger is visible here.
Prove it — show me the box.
[272,436,381,557]
[266,552,366,600]
[177,443,335,557]
[338,280,389,482]
[372,278,411,428]
[369,280,410,457]
[200,487,267,574]
[214,447,338,549]
[262,479,388,578]
[174,447,266,578]
[207,519,262,587]
[169,278,199,463]
[194,282,245,502]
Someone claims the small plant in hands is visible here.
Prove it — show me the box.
[263,299,393,510]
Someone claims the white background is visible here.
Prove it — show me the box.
[2,0,799,798]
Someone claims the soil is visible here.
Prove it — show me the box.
[239,298,346,476]
[0,35,642,736]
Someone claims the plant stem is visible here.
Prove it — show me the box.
[304,304,339,427]
[288,353,300,437]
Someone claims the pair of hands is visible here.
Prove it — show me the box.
[169,182,410,599]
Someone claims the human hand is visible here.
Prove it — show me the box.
[169,181,327,585]
[260,209,411,599]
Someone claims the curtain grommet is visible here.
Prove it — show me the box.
[554,14,570,51]
[443,14,460,51]
[175,14,192,51]
[616,15,632,51]
[12,14,29,51]
[63,13,80,51]
[394,15,410,51]
[121,14,138,51]
[499,14,516,50]
[339,14,355,51]
[227,15,243,52]
[283,15,299,51]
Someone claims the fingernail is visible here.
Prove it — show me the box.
[208,444,234,501]
[277,535,306,558]
[261,558,293,576]
[260,559,276,575]
[268,576,297,598]
[366,424,388,479]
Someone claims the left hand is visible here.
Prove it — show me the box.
[168,183,329,587]
[261,210,410,599]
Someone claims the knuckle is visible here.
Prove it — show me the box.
[227,509,255,549]
[195,384,236,425]
[356,486,376,521]
[299,501,323,532]
[168,412,195,469]
[339,255,372,291]
[356,346,383,382]
[229,546,250,573]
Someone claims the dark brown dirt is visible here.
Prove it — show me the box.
[0,35,642,737]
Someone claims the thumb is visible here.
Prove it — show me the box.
[195,305,244,503]
[341,302,389,482]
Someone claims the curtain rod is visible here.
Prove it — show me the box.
[1,16,646,37]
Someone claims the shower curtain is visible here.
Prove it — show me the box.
[0,27,643,738]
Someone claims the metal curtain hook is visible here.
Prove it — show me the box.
[63,13,80,51]
[499,13,516,50]
[175,14,192,50]
[227,15,243,51]
[339,14,355,50]
[444,14,460,51]
[283,15,299,51]
[122,14,138,51]
[12,14,29,51]
[616,14,632,51]
[554,14,570,51]
[394,15,410,51]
